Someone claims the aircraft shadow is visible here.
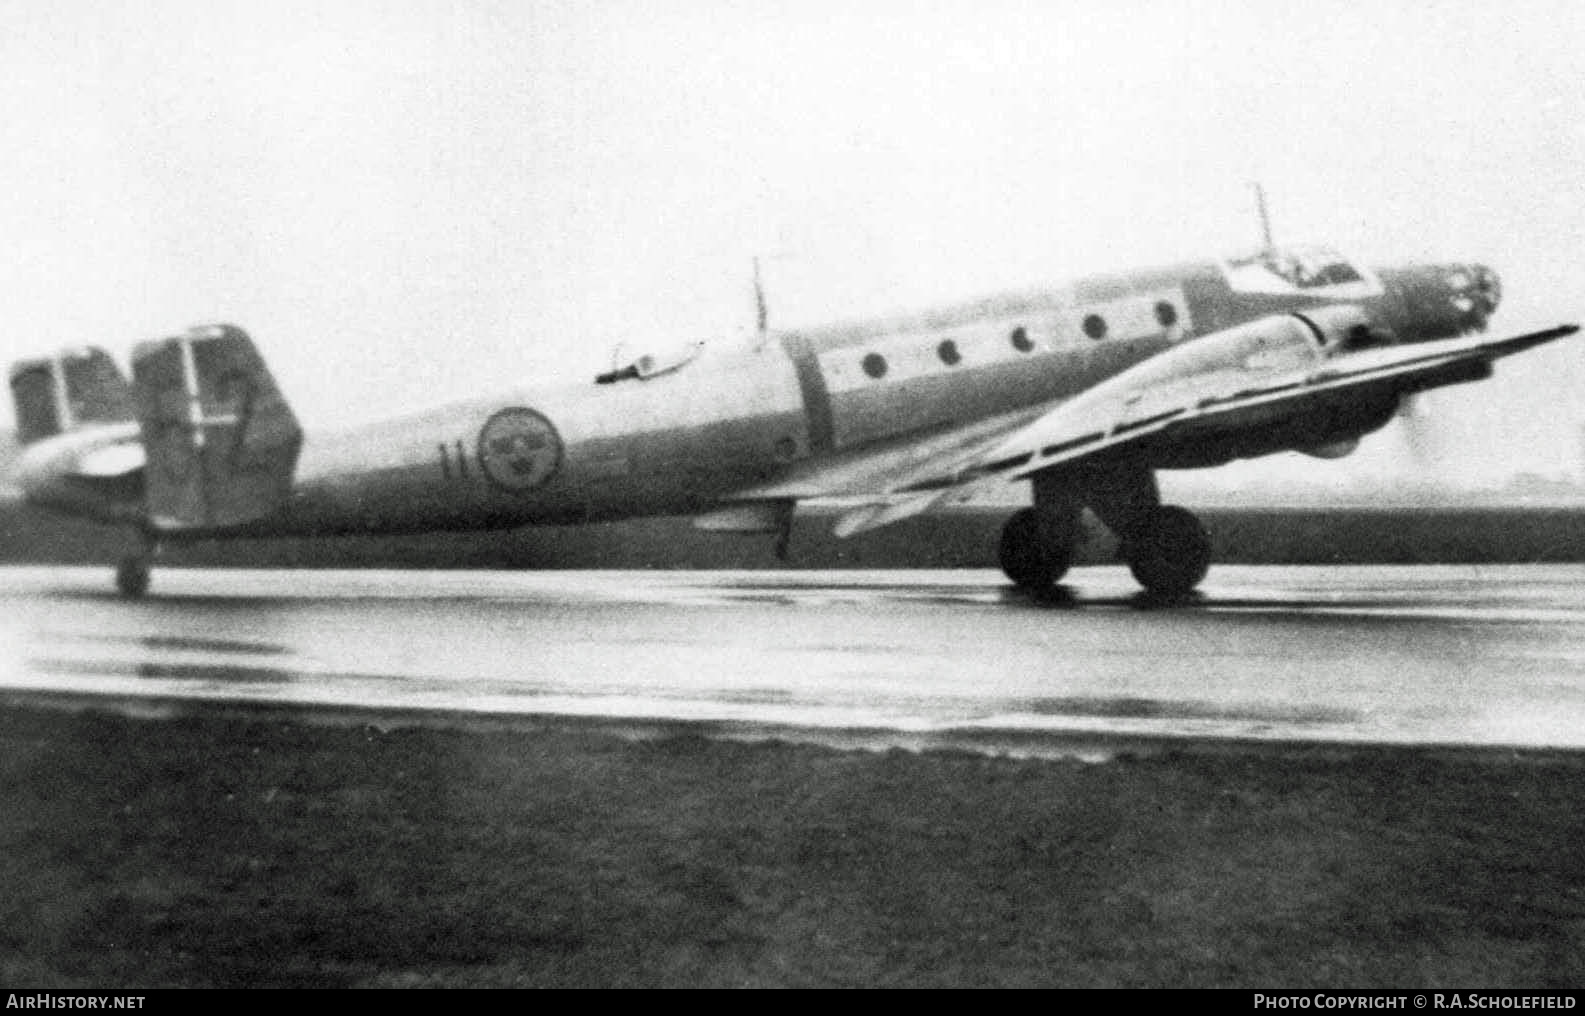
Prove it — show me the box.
[53,591,317,612]
[42,582,1491,624]
[998,584,1478,620]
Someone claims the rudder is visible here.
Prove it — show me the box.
[8,347,134,445]
[132,324,303,531]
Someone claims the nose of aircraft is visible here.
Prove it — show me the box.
[1470,263,1502,320]
[1378,260,1502,341]
[1440,262,1502,332]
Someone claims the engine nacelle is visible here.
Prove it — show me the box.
[1290,305,1399,356]
[1299,438,1360,460]
[1002,308,1408,477]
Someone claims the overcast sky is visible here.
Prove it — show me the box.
[3,0,1583,486]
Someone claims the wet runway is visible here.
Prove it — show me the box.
[3,564,1585,758]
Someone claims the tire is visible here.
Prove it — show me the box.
[1126,505,1211,597]
[998,507,1075,589]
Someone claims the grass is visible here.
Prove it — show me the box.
[1,702,1583,987]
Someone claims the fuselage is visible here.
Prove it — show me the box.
[15,246,1497,539]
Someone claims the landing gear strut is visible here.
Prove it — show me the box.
[115,534,157,599]
[115,556,150,598]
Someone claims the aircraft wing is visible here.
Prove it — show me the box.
[729,404,1049,504]
[779,320,1578,537]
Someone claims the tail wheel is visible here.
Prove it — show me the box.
[1126,505,1211,597]
[999,507,1076,589]
[115,556,150,599]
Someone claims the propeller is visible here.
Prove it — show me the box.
[1399,263,1502,468]
[1397,391,1437,466]
[1471,264,1502,324]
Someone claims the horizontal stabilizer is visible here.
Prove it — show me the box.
[74,439,145,478]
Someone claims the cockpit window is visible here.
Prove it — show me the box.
[1222,244,1382,298]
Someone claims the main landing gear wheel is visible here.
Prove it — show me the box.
[1125,505,1211,598]
[115,555,151,599]
[998,507,1076,589]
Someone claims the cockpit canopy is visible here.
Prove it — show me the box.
[1222,244,1384,300]
[595,339,706,385]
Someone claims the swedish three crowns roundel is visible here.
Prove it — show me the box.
[477,407,563,492]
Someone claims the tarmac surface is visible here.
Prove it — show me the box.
[3,564,1585,758]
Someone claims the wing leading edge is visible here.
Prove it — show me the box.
[827,314,1579,537]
